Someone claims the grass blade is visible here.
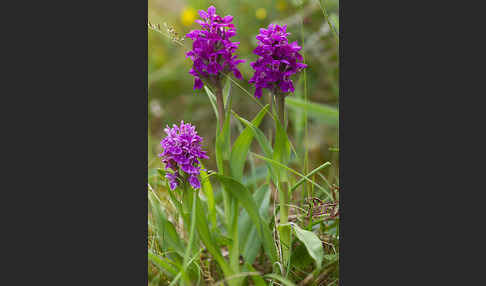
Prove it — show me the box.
[290,162,331,193]
[286,97,338,126]
[251,153,331,198]
[148,191,185,255]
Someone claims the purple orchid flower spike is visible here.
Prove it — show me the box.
[159,121,209,190]
[186,6,245,90]
[249,24,307,98]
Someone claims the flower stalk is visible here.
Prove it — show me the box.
[248,23,306,268]
[275,92,291,267]
[275,92,286,128]
[215,82,225,132]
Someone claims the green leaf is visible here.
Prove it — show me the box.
[242,165,269,187]
[290,242,314,269]
[324,254,338,262]
[194,193,233,277]
[204,85,219,123]
[292,223,324,269]
[330,13,339,32]
[290,162,331,193]
[232,111,275,179]
[272,114,292,181]
[181,190,198,283]
[200,166,217,229]
[272,110,291,163]
[214,231,233,246]
[215,95,232,174]
[286,97,338,125]
[230,104,269,180]
[239,184,271,265]
[148,250,180,278]
[148,191,185,255]
[214,174,278,264]
[156,168,167,179]
[246,263,267,286]
[223,78,231,109]
[251,153,331,198]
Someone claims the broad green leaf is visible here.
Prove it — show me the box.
[230,104,269,181]
[232,111,275,179]
[239,184,271,264]
[200,166,217,229]
[223,78,231,109]
[272,111,292,181]
[286,97,338,125]
[148,250,179,278]
[290,242,314,269]
[242,165,268,187]
[292,223,324,269]
[229,201,240,275]
[214,174,278,264]
[215,99,232,231]
[215,95,232,174]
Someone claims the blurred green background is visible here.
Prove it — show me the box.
[148,0,339,185]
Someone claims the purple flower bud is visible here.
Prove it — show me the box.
[165,172,180,190]
[186,6,245,89]
[249,24,307,98]
[189,175,201,189]
[159,121,208,190]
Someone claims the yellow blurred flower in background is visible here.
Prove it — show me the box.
[277,0,288,11]
[255,8,267,20]
[181,7,197,26]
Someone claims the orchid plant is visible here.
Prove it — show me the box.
[148,5,339,286]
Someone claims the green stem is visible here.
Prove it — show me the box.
[180,183,196,285]
[276,93,286,128]
[267,92,274,144]
[278,181,291,269]
[215,83,225,132]
[274,92,291,268]
[214,82,231,230]
[214,80,239,283]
